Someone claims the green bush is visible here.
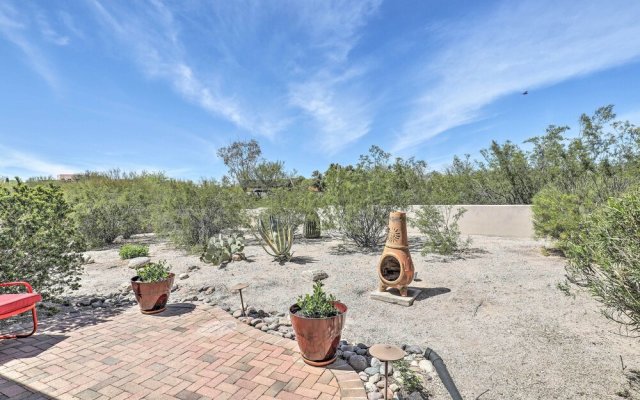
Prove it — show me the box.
[412,205,470,255]
[119,244,149,259]
[564,187,640,332]
[0,181,84,298]
[295,282,339,318]
[323,146,416,248]
[136,260,171,283]
[65,171,160,248]
[152,180,246,250]
[531,186,585,249]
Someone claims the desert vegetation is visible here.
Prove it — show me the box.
[1,105,639,334]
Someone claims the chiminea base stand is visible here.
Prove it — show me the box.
[370,287,423,307]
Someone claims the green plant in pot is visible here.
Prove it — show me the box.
[130,260,174,314]
[290,282,347,367]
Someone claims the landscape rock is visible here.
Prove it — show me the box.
[188,265,200,272]
[364,367,379,376]
[348,354,368,372]
[119,283,132,294]
[364,382,377,392]
[418,360,434,374]
[368,373,380,384]
[232,310,243,318]
[342,351,355,359]
[128,257,150,269]
[179,273,189,280]
[302,269,329,282]
[404,345,422,355]
[367,393,383,400]
[113,235,125,244]
[371,357,381,368]
[359,372,369,381]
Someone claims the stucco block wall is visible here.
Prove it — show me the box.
[406,205,534,238]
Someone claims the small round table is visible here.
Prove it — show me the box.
[230,283,249,316]
[369,344,405,400]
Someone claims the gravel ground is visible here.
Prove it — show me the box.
[74,233,640,400]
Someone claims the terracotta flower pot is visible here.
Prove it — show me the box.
[290,302,347,367]
[131,273,175,314]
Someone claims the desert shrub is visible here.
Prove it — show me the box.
[152,180,246,250]
[119,244,149,259]
[412,205,470,255]
[531,186,585,249]
[564,187,640,332]
[323,146,418,247]
[0,181,84,298]
[295,282,339,318]
[65,171,160,248]
[136,260,171,282]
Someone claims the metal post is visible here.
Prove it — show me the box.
[384,361,388,400]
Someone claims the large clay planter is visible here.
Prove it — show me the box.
[377,211,415,296]
[290,302,347,367]
[131,273,175,314]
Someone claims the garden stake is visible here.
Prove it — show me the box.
[369,344,405,400]
[230,283,249,317]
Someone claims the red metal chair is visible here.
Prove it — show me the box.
[0,282,42,339]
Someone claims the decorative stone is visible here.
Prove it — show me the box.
[255,323,266,330]
[356,348,368,356]
[364,382,377,392]
[404,345,423,354]
[302,269,329,282]
[179,273,189,280]
[389,383,399,392]
[418,360,434,374]
[113,235,125,244]
[368,393,383,400]
[368,373,380,384]
[348,355,368,372]
[128,257,150,269]
[342,351,355,359]
[188,265,200,272]
[232,310,242,318]
[364,367,379,375]
[359,372,369,381]
[371,357,382,368]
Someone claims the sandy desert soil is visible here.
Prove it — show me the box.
[73,233,640,400]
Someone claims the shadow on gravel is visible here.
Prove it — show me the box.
[36,302,133,334]
[153,303,196,317]
[415,287,451,301]
[289,256,318,265]
[329,244,381,256]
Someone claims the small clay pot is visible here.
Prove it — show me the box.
[290,302,347,367]
[131,273,175,314]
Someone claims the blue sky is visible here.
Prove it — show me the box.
[1,0,640,180]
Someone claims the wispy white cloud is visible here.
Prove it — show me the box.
[88,0,287,138]
[394,0,640,151]
[0,3,60,89]
[36,12,69,46]
[287,0,381,153]
[0,145,77,177]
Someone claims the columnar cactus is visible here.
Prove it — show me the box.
[303,212,321,239]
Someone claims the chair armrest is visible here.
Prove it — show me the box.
[0,282,34,293]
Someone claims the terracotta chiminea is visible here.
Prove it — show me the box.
[377,211,414,297]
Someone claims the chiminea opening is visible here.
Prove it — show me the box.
[380,255,401,282]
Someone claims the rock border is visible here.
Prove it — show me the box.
[223,305,435,400]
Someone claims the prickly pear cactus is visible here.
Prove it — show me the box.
[200,233,245,265]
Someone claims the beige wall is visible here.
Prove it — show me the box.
[406,205,534,238]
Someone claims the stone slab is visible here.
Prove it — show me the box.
[369,287,422,306]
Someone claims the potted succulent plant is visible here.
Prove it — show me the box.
[290,282,347,366]
[131,260,174,314]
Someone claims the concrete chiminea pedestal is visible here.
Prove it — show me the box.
[370,211,422,307]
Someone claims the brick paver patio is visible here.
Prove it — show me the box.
[0,305,367,400]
